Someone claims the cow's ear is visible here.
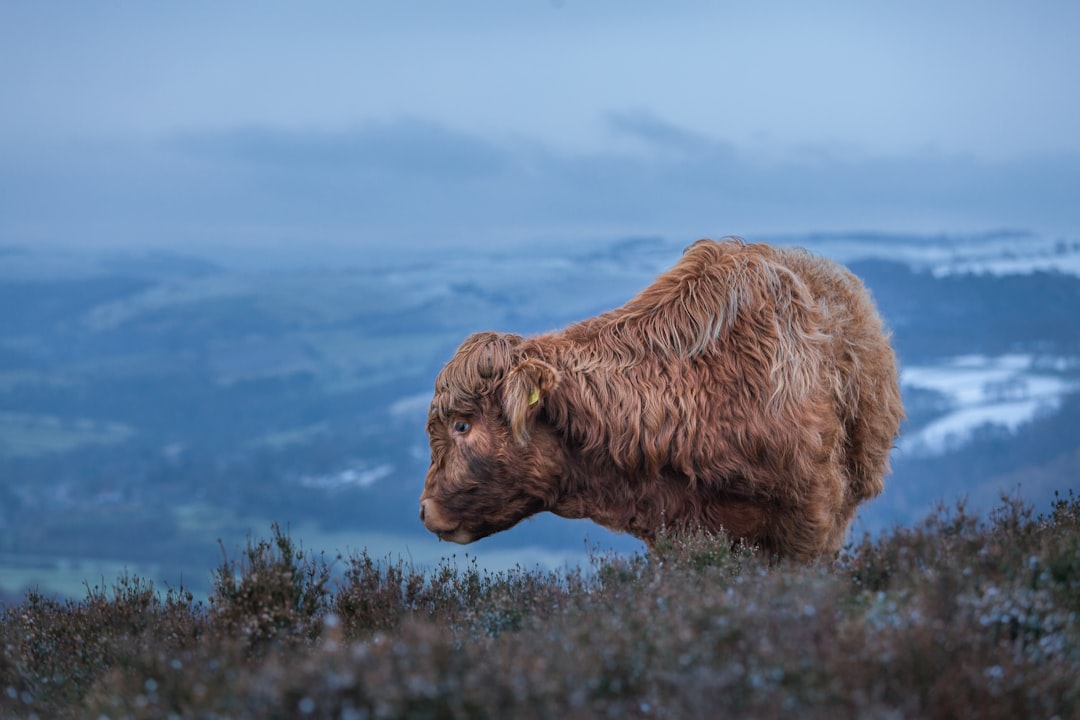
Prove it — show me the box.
[503,357,560,445]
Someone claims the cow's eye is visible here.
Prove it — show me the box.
[452,420,471,435]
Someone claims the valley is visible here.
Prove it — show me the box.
[2,231,1078,598]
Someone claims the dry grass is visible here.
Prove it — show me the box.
[2,492,1078,719]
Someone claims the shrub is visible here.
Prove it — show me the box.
[208,522,333,651]
[1,492,1077,718]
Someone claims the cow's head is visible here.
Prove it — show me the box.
[419,331,563,543]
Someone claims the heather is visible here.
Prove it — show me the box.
[2,493,1078,719]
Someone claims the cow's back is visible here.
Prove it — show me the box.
[775,247,904,507]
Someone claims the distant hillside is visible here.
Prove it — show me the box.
[1,233,1078,598]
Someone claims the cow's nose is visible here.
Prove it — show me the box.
[419,499,427,522]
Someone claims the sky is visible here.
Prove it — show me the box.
[2,1,1079,255]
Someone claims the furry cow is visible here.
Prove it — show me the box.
[420,239,903,560]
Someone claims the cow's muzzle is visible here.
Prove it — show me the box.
[419,498,474,544]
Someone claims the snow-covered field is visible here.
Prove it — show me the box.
[801,232,1080,278]
[899,354,1077,457]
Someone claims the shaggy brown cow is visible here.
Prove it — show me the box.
[420,239,903,560]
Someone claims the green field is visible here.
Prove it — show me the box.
[0,555,163,600]
[0,500,589,601]
[0,412,133,458]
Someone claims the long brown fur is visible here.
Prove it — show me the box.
[420,239,904,561]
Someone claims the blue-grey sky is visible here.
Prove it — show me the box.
[2,1,1079,253]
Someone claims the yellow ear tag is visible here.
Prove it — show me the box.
[528,387,540,406]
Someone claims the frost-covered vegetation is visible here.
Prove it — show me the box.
[2,492,1079,719]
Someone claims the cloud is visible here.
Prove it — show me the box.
[170,120,508,179]
[606,111,715,156]
[2,117,1078,253]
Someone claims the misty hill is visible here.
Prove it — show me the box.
[1,232,1078,597]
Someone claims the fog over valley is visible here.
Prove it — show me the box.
[2,233,1078,597]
